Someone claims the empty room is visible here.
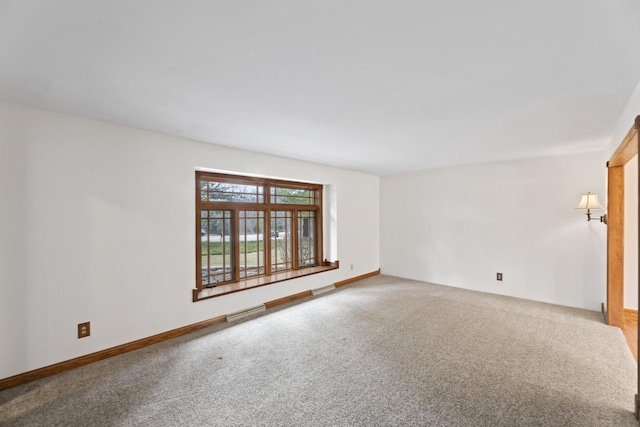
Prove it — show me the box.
[2,1,640,426]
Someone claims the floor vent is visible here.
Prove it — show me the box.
[312,284,336,296]
[226,304,266,322]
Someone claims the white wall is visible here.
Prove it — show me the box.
[0,105,27,378]
[380,151,607,311]
[0,102,380,379]
[624,155,638,310]
[606,80,640,159]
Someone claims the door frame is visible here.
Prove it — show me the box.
[605,115,639,417]
[606,117,639,327]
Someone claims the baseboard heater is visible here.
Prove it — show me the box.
[226,304,266,322]
[312,284,335,296]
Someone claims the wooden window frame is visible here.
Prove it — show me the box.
[193,171,338,301]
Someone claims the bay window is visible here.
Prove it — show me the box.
[194,172,336,301]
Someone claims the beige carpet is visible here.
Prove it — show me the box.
[0,275,637,426]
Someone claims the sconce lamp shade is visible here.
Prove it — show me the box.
[575,192,603,210]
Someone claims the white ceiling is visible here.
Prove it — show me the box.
[1,1,640,175]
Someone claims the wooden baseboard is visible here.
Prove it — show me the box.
[335,269,381,287]
[624,308,638,323]
[0,269,380,392]
[265,290,313,309]
[0,315,227,392]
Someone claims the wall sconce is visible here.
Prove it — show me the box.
[575,192,606,224]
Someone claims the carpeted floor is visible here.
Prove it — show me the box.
[0,275,637,426]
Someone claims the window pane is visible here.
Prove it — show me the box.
[209,192,258,202]
[200,181,208,201]
[297,211,316,267]
[270,187,314,205]
[239,211,265,278]
[201,181,263,203]
[271,211,292,272]
[201,210,232,287]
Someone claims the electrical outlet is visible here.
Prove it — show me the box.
[78,322,91,338]
[497,273,503,281]
[350,264,354,270]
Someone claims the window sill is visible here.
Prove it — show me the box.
[193,260,339,302]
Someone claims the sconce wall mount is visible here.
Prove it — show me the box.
[576,192,607,224]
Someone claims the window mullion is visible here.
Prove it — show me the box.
[265,183,271,206]
[292,208,299,270]
[316,189,323,265]
[265,208,272,275]
[265,184,272,275]
[233,209,240,282]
